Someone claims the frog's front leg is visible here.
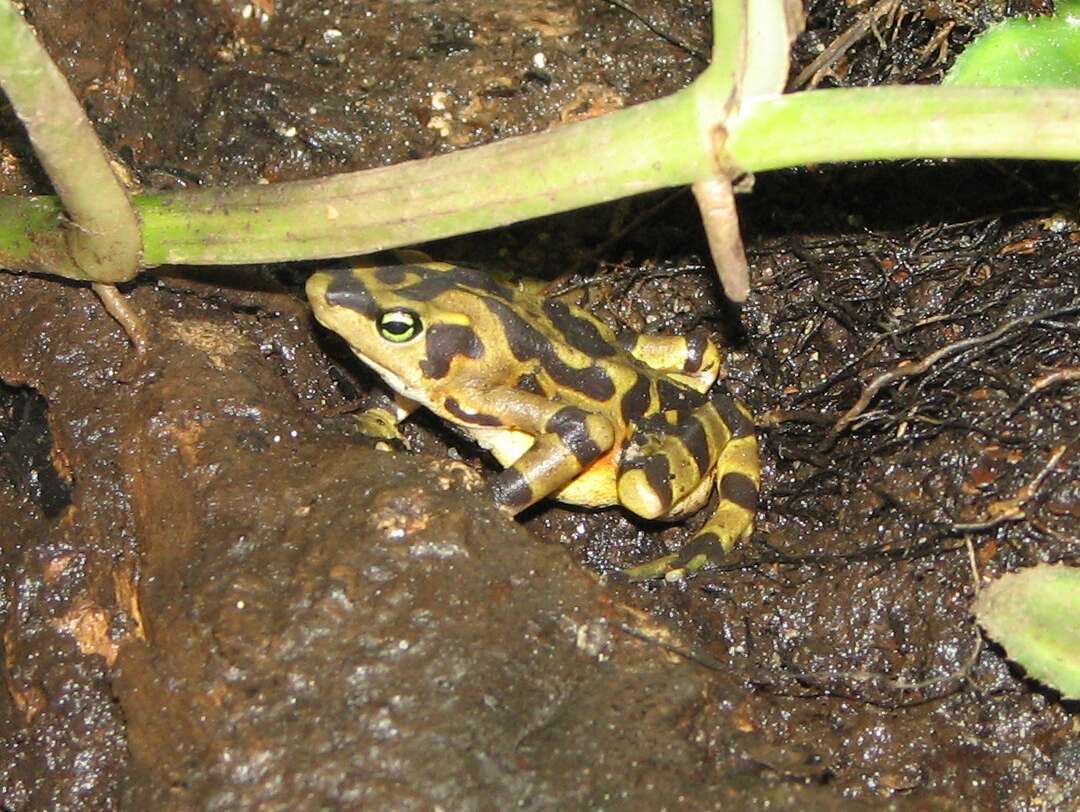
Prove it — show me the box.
[473,390,616,514]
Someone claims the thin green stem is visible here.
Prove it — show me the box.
[704,0,746,103]
[3,83,1080,275]
[137,85,713,266]
[731,85,1080,170]
[139,84,1080,266]
[0,0,139,282]
[0,194,83,277]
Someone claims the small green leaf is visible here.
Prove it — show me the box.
[945,1,1080,88]
[974,563,1080,699]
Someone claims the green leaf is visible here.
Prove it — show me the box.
[945,2,1080,88]
[973,563,1080,699]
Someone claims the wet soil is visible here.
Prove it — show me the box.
[1,0,1078,810]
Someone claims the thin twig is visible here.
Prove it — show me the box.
[792,626,982,696]
[950,442,1071,533]
[833,303,1080,435]
[965,537,980,594]
[792,0,900,89]
[795,307,987,405]
[92,283,150,381]
[1011,366,1080,414]
[915,20,954,76]
[547,262,708,298]
[692,175,750,303]
[614,622,730,672]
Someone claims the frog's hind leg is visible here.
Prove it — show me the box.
[617,407,725,521]
[631,437,759,582]
[622,391,760,582]
[619,331,720,393]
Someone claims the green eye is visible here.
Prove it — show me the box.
[376,308,422,342]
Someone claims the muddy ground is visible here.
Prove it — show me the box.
[1,0,1077,809]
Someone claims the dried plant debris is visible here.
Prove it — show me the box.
[792,0,1052,88]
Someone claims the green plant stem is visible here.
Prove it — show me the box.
[0,0,139,282]
[0,194,84,277]
[689,0,797,302]
[136,86,714,266]
[139,84,1080,264]
[730,85,1080,170]
[138,84,1080,266]
[706,0,746,103]
[3,83,1080,274]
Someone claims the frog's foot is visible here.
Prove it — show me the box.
[620,552,685,583]
[620,532,726,583]
[351,407,405,441]
[621,500,755,582]
[624,431,761,582]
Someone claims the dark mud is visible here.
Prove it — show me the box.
[1,0,1077,810]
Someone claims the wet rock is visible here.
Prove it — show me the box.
[0,274,859,810]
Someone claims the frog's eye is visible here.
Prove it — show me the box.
[376,308,423,342]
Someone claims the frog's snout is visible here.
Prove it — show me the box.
[304,270,333,305]
[306,268,379,318]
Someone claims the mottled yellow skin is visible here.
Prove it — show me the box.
[307,256,760,580]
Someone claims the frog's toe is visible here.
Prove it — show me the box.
[620,529,733,582]
[620,553,681,583]
[668,531,728,576]
[620,550,712,583]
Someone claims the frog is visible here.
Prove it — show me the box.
[306,254,760,581]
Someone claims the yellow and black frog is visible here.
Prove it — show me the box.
[306,255,760,581]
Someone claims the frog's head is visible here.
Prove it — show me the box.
[306,263,489,398]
